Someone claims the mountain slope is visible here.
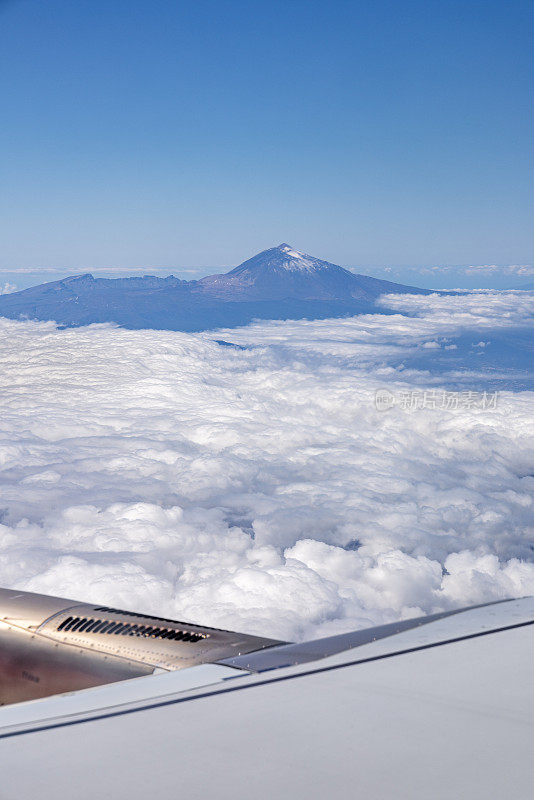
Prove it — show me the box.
[0,244,431,331]
[197,244,427,301]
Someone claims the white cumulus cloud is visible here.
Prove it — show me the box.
[0,292,533,641]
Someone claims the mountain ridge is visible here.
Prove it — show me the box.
[0,244,431,331]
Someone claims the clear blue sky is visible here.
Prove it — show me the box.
[1,0,533,286]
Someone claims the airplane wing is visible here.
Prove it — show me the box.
[0,588,532,799]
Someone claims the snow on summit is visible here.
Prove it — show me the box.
[271,243,326,272]
[226,243,341,276]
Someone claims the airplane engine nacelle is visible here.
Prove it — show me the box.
[0,587,282,705]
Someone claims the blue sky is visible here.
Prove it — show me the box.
[0,0,533,287]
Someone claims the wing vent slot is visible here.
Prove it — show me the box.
[55,616,206,642]
[92,606,188,625]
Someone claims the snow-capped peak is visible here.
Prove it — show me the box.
[274,243,323,272]
[277,243,303,258]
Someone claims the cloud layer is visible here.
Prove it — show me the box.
[0,292,533,641]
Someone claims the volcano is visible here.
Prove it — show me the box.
[197,244,427,302]
[0,244,430,331]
